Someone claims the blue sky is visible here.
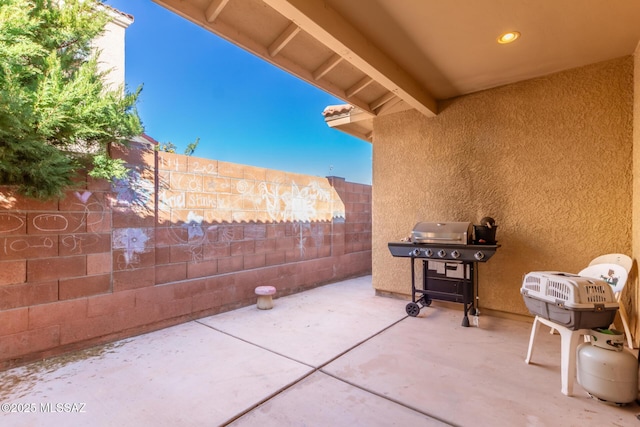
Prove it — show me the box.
[104,0,372,184]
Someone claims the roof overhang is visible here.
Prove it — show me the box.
[322,105,373,142]
[153,0,434,127]
[152,0,640,142]
[101,4,134,28]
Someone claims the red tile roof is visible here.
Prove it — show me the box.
[322,104,354,118]
[101,3,134,22]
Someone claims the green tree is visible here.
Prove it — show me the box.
[0,0,143,199]
[157,141,177,154]
[156,137,200,156]
[183,137,199,156]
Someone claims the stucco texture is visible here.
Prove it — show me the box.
[633,45,640,343]
[373,57,633,316]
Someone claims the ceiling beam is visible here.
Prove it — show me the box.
[268,22,301,57]
[205,0,230,23]
[262,0,438,117]
[369,92,396,111]
[152,0,377,116]
[345,76,373,98]
[374,96,404,116]
[312,53,342,80]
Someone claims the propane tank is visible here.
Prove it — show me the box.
[577,328,638,405]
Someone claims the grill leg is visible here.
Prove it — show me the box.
[461,277,472,327]
[461,299,470,326]
[410,256,417,303]
[461,315,470,327]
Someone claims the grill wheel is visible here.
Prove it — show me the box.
[405,302,421,317]
[419,296,432,307]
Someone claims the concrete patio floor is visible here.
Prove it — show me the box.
[1,275,639,426]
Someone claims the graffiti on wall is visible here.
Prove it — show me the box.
[0,213,25,234]
[155,174,342,258]
[258,180,337,255]
[175,211,208,262]
[158,174,344,222]
[112,169,154,212]
[158,210,327,261]
[112,227,151,269]
[292,222,325,256]
[0,191,109,257]
[107,154,350,262]
[259,180,333,222]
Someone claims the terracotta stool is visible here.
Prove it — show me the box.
[255,286,276,310]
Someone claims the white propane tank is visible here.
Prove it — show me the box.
[577,329,638,405]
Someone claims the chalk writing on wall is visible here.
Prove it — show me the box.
[183,211,205,242]
[3,237,55,255]
[74,191,92,204]
[259,180,333,222]
[32,214,69,232]
[159,155,180,172]
[165,211,208,262]
[112,169,154,211]
[0,213,25,234]
[188,193,217,208]
[159,190,185,209]
[293,222,326,256]
[1,191,110,256]
[62,191,110,253]
[61,234,102,254]
[190,161,217,175]
[113,227,150,269]
[159,176,344,224]
[155,161,351,258]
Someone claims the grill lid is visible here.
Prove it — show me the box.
[411,222,472,244]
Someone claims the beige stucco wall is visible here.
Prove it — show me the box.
[633,44,640,344]
[93,11,132,91]
[373,57,633,316]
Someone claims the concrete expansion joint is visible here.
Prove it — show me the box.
[318,370,455,426]
[195,316,445,426]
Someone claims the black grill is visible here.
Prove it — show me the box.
[388,221,500,327]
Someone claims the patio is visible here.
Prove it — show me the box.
[0,275,638,426]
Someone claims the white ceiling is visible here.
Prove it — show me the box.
[330,0,640,99]
[153,0,640,133]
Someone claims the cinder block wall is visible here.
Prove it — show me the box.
[0,142,372,369]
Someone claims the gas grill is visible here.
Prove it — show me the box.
[388,221,500,326]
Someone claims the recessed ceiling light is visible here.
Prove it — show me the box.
[497,31,520,44]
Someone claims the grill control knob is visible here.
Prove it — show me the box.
[411,248,421,257]
[451,250,461,259]
[425,248,433,257]
[474,251,485,261]
[437,249,447,258]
